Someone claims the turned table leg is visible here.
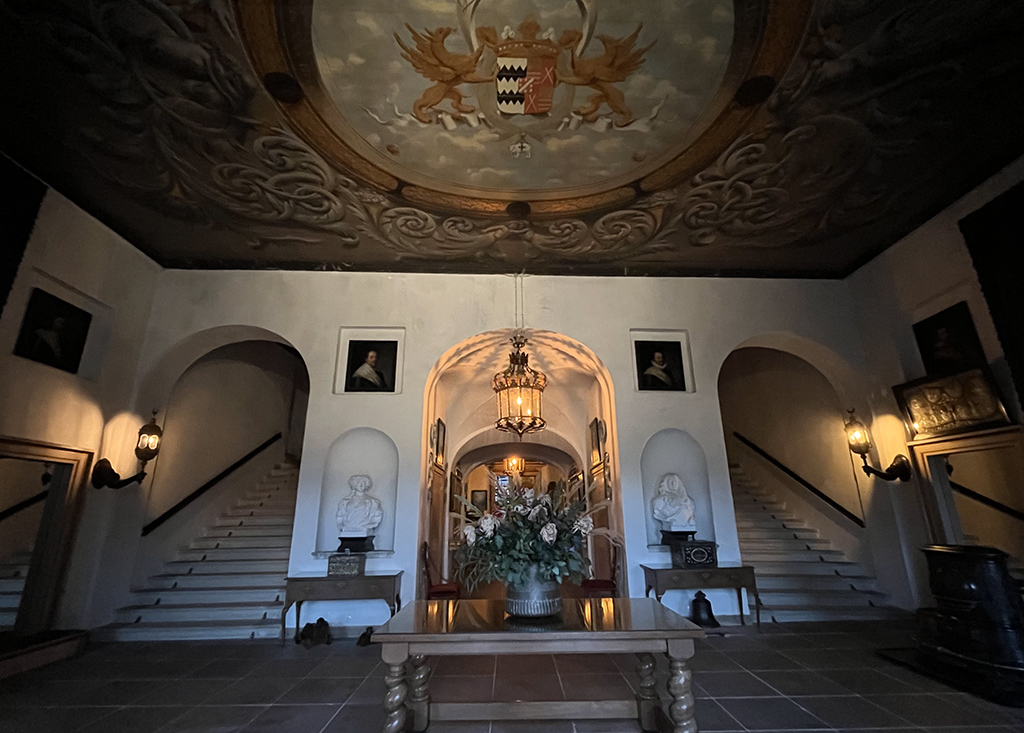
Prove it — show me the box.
[407,654,430,732]
[666,639,697,733]
[635,652,659,732]
[381,644,409,733]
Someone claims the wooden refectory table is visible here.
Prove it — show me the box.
[641,563,761,630]
[371,597,705,733]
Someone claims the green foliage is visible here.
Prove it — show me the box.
[454,479,593,592]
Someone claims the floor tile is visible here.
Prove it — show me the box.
[319,703,385,732]
[795,694,915,728]
[754,669,850,696]
[156,704,267,733]
[132,678,236,706]
[557,673,633,701]
[76,705,189,733]
[688,650,743,672]
[819,667,919,695]
[492,673,564,702]
[64,679,169,706]
[693,698,745,731]
[434,655,497,676]
[496,654,557,675]
[430,674,494,703]
[273,676,361,704]
[865,693,1006,727]
[0,706,114,733]
[717,696,830,730]
[572,719,643,732]
[236,704,340,732]
[552,653,620,675]
[207,676,297,706]
[726,649,805,670]
[694,670,780,697]
[491,721,574,732]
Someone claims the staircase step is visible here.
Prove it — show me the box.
[115,601,283,624]
[163,558,289,574]
[736,527,820,540]
[741,550,847,563]
[754,573,879,593]
[190,536,292,550]
[0,578,26,593]
[760,605,908,623]
[97,619,282,642]
[176,547,290,561]
[222,509,296,519]
[735,518,809,529]
[0,592,22,610]
[214,515,296,527]
[743,560,867,576]
[0,565,29,579]
[131,586,285,605]
[0,610,16,627]
[149,571,288,589]
[204,526,294,538]
[756,589,889,607]
[738,538,833,552]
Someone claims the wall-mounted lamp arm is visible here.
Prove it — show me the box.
[859,453,912,482]
[91,458,147,490]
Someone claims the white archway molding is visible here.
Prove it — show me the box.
[453,427,584,475]
[724,331,867,414]
[133,324,298,415]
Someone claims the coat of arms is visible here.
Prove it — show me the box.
[394,2,654,144]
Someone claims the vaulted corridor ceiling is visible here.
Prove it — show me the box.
[1,0,1022,276]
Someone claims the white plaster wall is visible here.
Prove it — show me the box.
[847,154,1024,607]
[0,190,161,627]
[146,341,298,521]
[136,269,874,626]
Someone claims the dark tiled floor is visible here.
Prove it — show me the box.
[1,620,1023,732]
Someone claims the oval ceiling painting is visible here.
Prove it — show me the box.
[308,0,735,196]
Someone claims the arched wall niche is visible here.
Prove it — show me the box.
[315,427,399,554]
[640,429,714,547]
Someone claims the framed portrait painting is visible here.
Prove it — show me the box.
[334,327,405,394]
[630,329,695,393]
[13,288,92,374]
[470,489,488,514]
[912,301,987,377]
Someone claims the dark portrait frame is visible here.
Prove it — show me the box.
[633,340,686,392]
[343,339,398,393]
[434,418,446,467]
[912,301,987,378]
[470,489,488,514]
[13,288,92,374]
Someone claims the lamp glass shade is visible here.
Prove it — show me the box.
[493,335,546,437]
[844,413,871,456]
[135,418,163,462]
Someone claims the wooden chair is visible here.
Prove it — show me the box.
[421,542,460,600]
[581,544,619,598]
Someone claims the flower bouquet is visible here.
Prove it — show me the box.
[455,480,593,616]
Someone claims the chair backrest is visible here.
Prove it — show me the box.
[421,542,439,587]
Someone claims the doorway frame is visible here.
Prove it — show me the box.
[907,424,1024,544]
[0,436,92,634]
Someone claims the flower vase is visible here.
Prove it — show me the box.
[505,565,562,618]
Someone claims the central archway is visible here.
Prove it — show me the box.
[419,329,624,598]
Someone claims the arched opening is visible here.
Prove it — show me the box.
[128,335,311,614]
[419,329,624,599]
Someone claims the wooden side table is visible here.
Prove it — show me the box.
[641,564,761,630]
[281,572,403,642]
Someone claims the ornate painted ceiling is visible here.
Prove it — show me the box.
[1,0,1022,276]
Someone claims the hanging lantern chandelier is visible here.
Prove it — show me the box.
[493,330,547,437]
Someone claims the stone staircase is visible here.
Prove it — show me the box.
[0,551,33,630]
[100,463,298,641]
[730,462,903,623]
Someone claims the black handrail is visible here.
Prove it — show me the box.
[0,490,48,524]
[949,480,1024,524]
[141,433,282,537]
[733,432,866,529]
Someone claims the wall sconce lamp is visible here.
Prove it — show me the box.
[92,412,163,489]
[844,409,912,482]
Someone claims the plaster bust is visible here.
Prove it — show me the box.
[651,473,697,531]
[336,474,384,536]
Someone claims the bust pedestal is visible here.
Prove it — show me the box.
[337,535,375,553]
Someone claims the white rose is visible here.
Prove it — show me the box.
[573,516,594,535]
[522,488,535,501]
[515,504,531,515]
[528,505,546,522]
[540,522,557,544]
[479,513,497,538]
[463,525,476,545]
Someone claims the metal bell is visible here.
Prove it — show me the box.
[688,590,720,628]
